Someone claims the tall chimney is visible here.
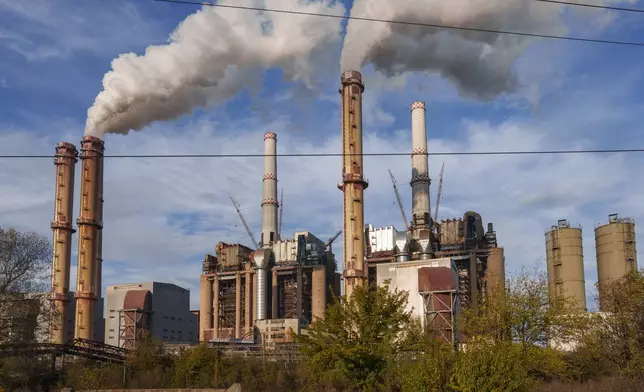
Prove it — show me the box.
[261,132,278,247]
[74,135,104,340]
[94,147,104,341]
[50,142,78,344]
[410,101,431,229]
[338,70,368,299]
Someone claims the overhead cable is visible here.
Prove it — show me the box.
[151,0,644,47]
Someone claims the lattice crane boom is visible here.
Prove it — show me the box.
[230,197,258,249]
[433,162,445,224]
[388,169,410,231]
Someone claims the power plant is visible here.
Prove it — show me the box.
[42,69,639,352]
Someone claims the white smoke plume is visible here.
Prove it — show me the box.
[341,0,636,100]
[85,0,345,138]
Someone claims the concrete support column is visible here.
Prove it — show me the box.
[199,275,213,342]
[252,271,257,323]
[213,277,219,339]
[312,267,326,322]
[272,270,278,319]
[235,273,242,339]
[245,268,252,335]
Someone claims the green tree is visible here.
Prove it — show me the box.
[172,343,225,388]
[592,270,644,378]
[450,341,531,392]
[395,320,454,392]
[297,282,412,392]
[0,227,53,344]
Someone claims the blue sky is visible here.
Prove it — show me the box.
[1,0,643,311]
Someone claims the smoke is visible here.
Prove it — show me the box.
[341,0,632,100]
[85,0,345,138]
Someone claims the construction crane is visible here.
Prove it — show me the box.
[326,229,342,253]
[388,169,410,231]
[278,188,284,241]
[230,197,258,249]
[433,162,445,224]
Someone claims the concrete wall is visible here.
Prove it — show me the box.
[375,258,454,327]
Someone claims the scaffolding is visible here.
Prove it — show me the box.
[420,290,458,347]
[118,308,151,350]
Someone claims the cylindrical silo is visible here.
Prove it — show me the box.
[486,247,505,298]
[595,213,637,310]
[545,220,587,311]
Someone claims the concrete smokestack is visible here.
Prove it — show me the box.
[261,132,278,247]
[50,142,78,344]
[338,70,368,299]
[74,135,104,340]
[410,101,431,229]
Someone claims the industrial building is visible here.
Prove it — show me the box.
[105,282,197,349]
[365,97,505,333]
[199,131,342,346]
[545,219,587,312]
[595,213,637,310]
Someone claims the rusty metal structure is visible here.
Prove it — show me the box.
[545,219,587,312]
[118,290,152,350]
[595,213,637,310]
[74,135,105,340]
[418,262,459,346]
[50,142,78,344]
[338,70,368,299]
[200,242,255,342]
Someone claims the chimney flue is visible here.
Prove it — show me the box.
[410,101,431,229]
[74,135,104,341]
[338,70,368,299]
[261,132,278,248]
[50,142,78,344]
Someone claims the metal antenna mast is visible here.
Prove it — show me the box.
[230,197,258,248]
[388,169,410,231]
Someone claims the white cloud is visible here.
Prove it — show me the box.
[0,0,164,60]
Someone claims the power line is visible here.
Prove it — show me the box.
[152,0,644,47]
[533,0,644,14]
[3,148,644,159]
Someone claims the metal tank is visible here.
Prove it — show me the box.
[595,213,637,309]
[545,219,587,311]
